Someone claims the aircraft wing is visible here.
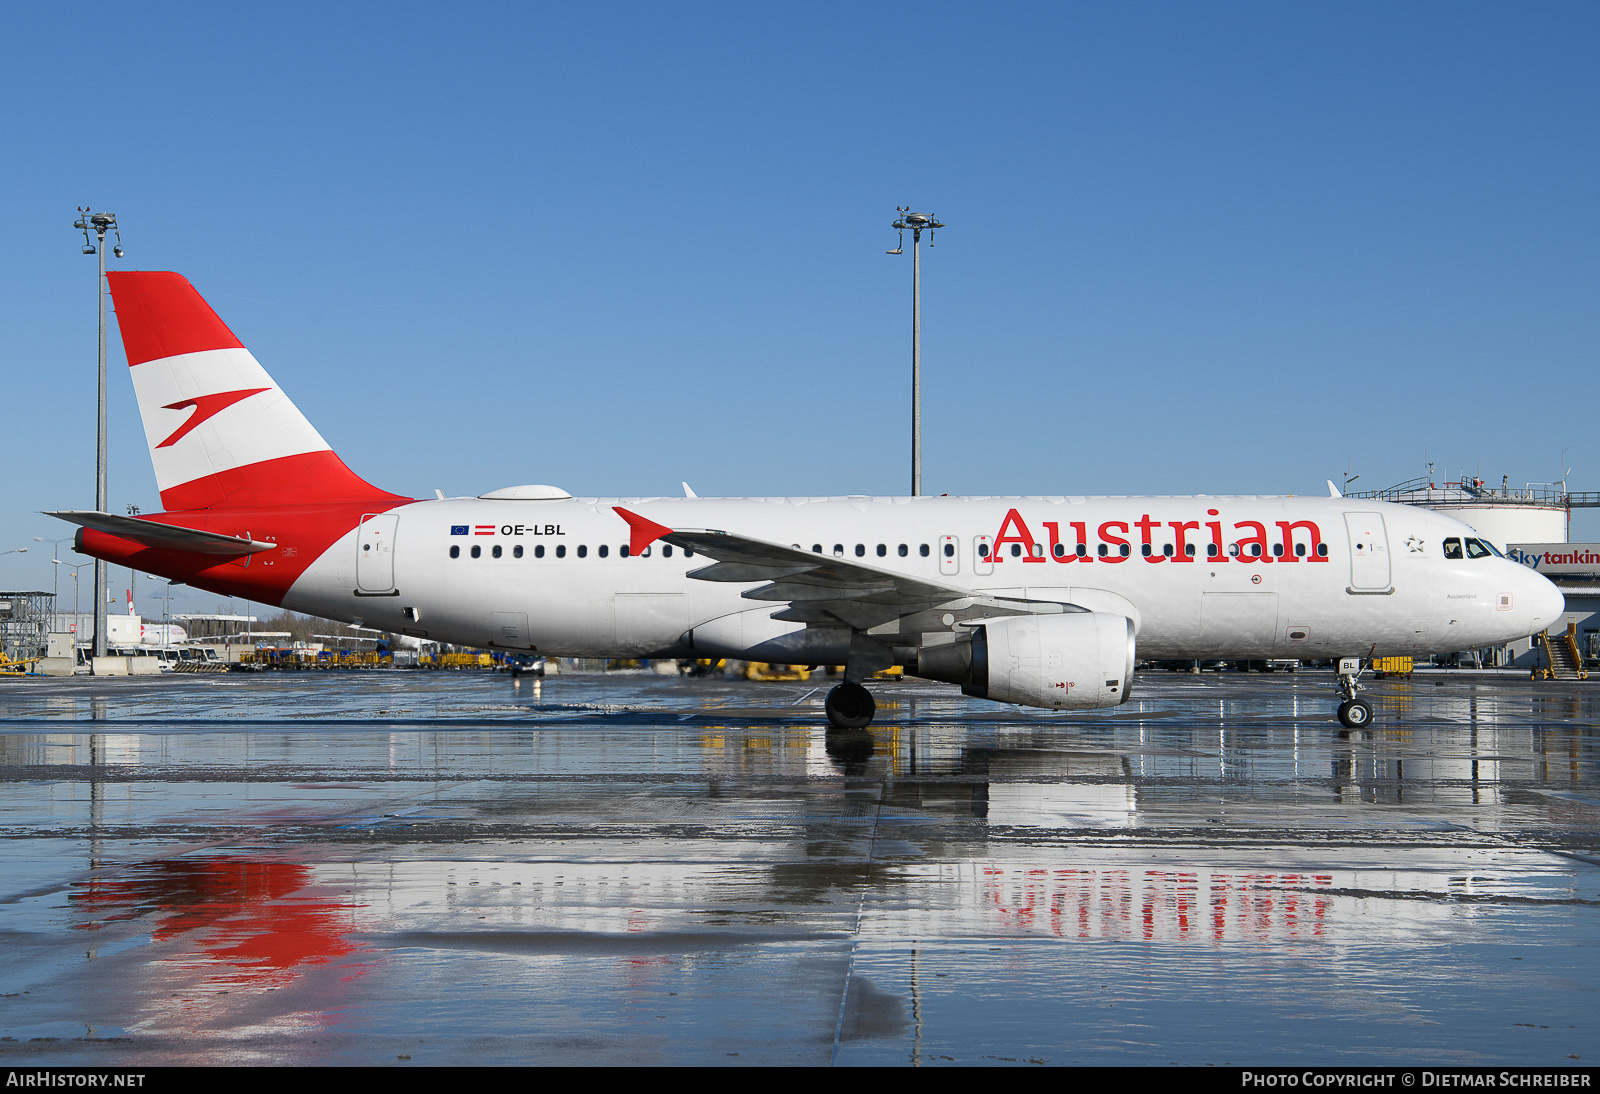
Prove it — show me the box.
[614,507,1082,632]
[46,511,277,556]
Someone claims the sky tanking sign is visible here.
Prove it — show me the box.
[1507,543,1600,575]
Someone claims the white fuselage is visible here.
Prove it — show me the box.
[280,494,1564,662]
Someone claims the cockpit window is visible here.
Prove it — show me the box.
[1443,537,1463,560]
[1465,538,1493,559]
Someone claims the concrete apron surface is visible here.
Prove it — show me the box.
[0,668,1596,1066]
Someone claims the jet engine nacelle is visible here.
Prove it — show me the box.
[915,612,1136,710]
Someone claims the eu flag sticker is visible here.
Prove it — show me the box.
[450,525,469,535]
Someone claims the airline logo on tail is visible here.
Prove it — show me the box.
[156,387,270,448]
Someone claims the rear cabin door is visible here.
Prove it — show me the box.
[1343,512,1392,592]
[356,514,398,593]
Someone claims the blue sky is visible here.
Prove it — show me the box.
[2,2,1597,609]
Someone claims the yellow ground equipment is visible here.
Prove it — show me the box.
[0,651,42,676]
[744,662,811,681]
[1373,656,1413,677]
[1534,622,1588,681]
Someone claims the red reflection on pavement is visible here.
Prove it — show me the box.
[70,858,369,985]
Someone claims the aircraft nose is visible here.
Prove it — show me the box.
[1524,569,1566,633]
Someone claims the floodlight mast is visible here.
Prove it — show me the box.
[887,208,944,496]
[73,208,124,661]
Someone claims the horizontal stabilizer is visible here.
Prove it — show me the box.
[46,511,277,556]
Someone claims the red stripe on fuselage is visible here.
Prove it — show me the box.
[106,271,246,367]
[80,499,414,607]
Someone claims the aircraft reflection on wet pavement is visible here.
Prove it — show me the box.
[1,671,1598,1065]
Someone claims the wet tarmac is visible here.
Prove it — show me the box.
[1,667,1597,1066]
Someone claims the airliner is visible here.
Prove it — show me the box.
[50,273,1564,730]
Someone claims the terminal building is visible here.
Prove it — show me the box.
[1349,476,1600,670]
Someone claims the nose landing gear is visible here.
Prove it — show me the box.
[1337,697,1374,728]
[1335,656,1375,729]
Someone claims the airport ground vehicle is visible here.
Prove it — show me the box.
[52,273,1565,730]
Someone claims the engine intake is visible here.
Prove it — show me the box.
[915,612,1135,710]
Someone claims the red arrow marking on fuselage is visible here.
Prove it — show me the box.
[157,388,271,449]
[613,507,674,556]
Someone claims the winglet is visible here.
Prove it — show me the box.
[613,507,674,555]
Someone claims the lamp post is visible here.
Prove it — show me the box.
[34,537,74,620]
[887,209,944,496]
[73,208,124,662]
[53,561,91,638]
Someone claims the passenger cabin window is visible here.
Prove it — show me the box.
[556,545,566,558]
[576,545,587,558]
[492,545,503,558]
[919,544,929,557]
[877,544,886,557]
[1465,538,1492,559]
[898,544,908,557]
[1053,543,1066,558]
[663,545,672,557]
[941,543,953,557]
[1443,537,1463,560]
[833,544,844,557]
[1011,544,1023,558]
[513,545,523,558]
[535,545,545,558]
[450,545,460,559]
[471,545,481,559]
[980,543,991,558]
[855,544,865,557]
[813,544,823,554]
[598,545,608,558]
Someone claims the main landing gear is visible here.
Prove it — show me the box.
[1335,656,1374,729]
[824,682,876,730]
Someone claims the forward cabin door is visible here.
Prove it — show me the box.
[356,514,398,593]
[1343,512,1392,592]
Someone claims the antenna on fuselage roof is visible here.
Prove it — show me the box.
[1341,458,1359,496]
[682,482,698,499]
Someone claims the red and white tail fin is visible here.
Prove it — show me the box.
[107,272,404,511]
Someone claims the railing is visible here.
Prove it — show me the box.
[1348,478,1574,507]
